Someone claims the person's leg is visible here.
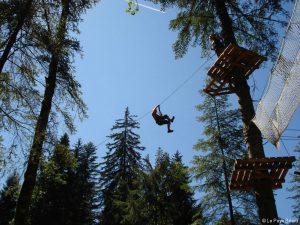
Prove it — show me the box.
[167,121,173,133]
[161,114,171,121]
[158,115,174,133]
[161,115,173,133]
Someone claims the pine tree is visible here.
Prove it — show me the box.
[0,136,4,171]
[168,151,199,225]
[14,1,99,224]
[0,172,20,225]
[141,149,173,225]
[30,134,77,225]
[144,0,290,222]
[71,140,100,225]
[146,0,288,60]
[0,0,34,73]
[31,136,101,225]
[136,149,200,225]
[0,0,41,149]
[287,141,300,218]
[192,93,258,224]
[99,107,145,225]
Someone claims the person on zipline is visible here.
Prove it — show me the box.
[152,105,174,133]
[209,34,225,57]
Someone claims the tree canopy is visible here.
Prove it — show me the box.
[146,0,290,59]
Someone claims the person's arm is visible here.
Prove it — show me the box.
[157,105,163,116]
[152,105,159,116]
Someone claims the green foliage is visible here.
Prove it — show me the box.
[0,172,20,225]
[287,141,300,218]
[126,0,139,15]
[13,1,99,223]
[30,135,77,225]
[122,149,201,225]
[214,212,258,225]
[31,134,100,225]
[72,140,101,225]
[146,0,290,59]
[99,107,145,225]
[0,136,4,171]
[192,92,258,224]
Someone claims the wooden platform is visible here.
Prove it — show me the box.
[230,157,296,191]
[204,44,266,96]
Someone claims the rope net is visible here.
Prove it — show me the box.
[253,0,300,147]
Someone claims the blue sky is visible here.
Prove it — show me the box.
[69,0,300,221]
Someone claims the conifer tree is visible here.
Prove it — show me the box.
[148,149,173,225]
[0,172,20,225]
[135,149,200,225]
[168,151,199,225]
[72,140,100,225]
[14,1,98,224]
[287,141,300,218]
[31,136,101,225]
[30,134,77,225]
[0,0,41,149]
[192,93,258,224]
[99,107,145,225]
[0,0,34,73]
[144,0,290,222]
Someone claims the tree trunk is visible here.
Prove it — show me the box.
[214,0,279,223]
[14,1,70,224]
[0,0,33,73]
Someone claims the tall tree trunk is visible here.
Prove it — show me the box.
[214,0,278,223]
[0,0,33,73]
[14,1,70,224]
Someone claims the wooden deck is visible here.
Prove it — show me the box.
[204,44,266,96]
[230,157,296,191]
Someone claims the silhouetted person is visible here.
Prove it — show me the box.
[209,34,225,57]
[152,105,174,133]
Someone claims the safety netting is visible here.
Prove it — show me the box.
[253,0,300,147]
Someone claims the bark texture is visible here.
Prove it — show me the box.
[0,0,33,73]
[214,0,278,223]
[14,1,70,224]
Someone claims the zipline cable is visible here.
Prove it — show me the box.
[212,96,236,225]
[137,54,215,122]
[96,54,215,147]
[281,139,291,157]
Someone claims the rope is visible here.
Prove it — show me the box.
[95,54,215,147]
[281,139,291,157]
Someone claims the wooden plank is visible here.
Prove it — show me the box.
[206,44,267,96]
[229,156,296,191]
[277,168,289,181]
[231,170,238,182]
[236,170,244,182]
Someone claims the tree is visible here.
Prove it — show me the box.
[14,1,98,224]
[287,141,300,218]
[30,134,77,225]
[144,0,290,222]
[215,212,258,225]
[0,136,4,172]
[192,93,258,224]
[31,135,101,225]
[0,0,41,151]
[0,0,34,73]
[99,107,145,225]
[71,140,101,225]
[146,0,288,60]
[0,172,20,225]
[133,149,200,225]
[168,151,199,225]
